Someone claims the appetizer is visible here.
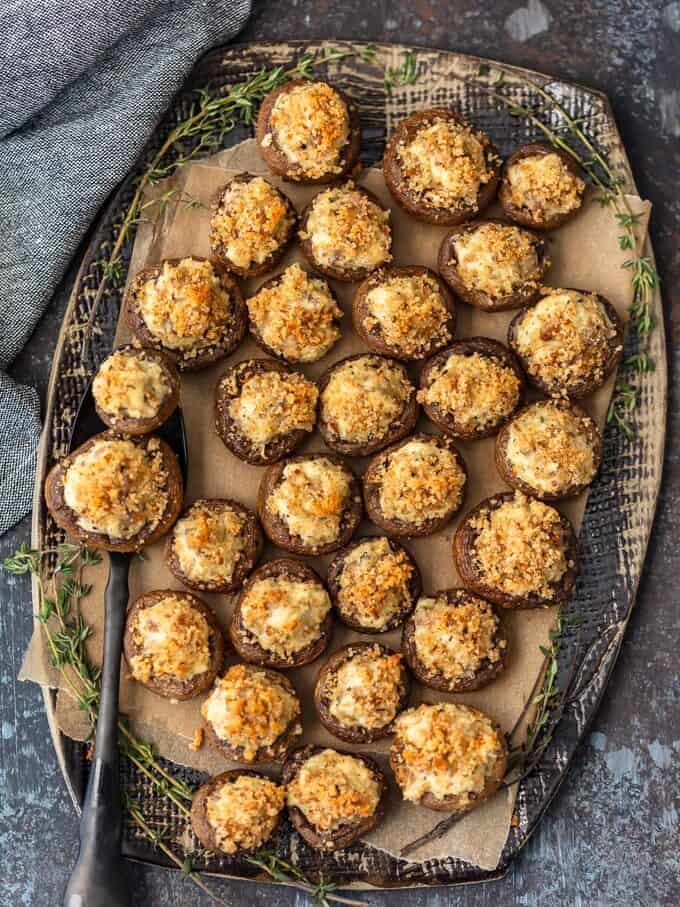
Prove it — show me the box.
[209,174,297,277]
[352,265,455,361]
[215,358,318,465]
[317,353,418,456]
[418,338,524,440]
[165,498,263,593]
[363,434,467,537]
[44,432,183,552]
[495,399,602,500]
[499,143,586,230]
[125,256,246,371]
[383,108,500,224]
[454,491,579,609]
[123,590,224,700]
[256,79,360,183]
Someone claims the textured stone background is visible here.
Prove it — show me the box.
[1,1,678,905]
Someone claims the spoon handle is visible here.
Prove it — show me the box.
[63,551,131,907]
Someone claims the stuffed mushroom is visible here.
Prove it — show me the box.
[499,143,586,230]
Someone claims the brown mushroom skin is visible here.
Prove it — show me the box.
[215,358,318,466]
[123,590,225,700]
[298,184,392,282]
[314,642,411,743]
[209,174,298,277]
[92,345,181,435]
[257,453,363,555]
[437,220,550,312]
[327,536,422,634]
[363,433,467,538]
[507,291,624,399]
[282,745,388,850]
[124,257,247,372]
[165,498,263,593]
[382,108,501,225]
[352,266,456,361]
[499,143,585,231]
[495,400,603,500]
[44,432,183,553]
[317,354,419,456]
[230,558,333,669]
[190,769,284,855]
[419,338,525,440]
[401,589,509,693]
[453,491,579,609]
[256,79,361,184]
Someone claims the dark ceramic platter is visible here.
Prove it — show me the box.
[32,40,666,890]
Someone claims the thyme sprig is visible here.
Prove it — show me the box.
[246,852,365,907]
[384,51,418,93]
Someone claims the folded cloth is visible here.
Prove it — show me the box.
[0,0,251,534]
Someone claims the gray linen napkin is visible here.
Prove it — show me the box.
[0,0,251,535]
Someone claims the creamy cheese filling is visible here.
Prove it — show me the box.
[92,351,171,421]
[453,223,541,297]
[172,502,246,584]
[205,774,285,854]
[363,273,451,356]
[327,648,404,729]
[505,152,585,218]
[129,594,211,684]
[228,370,318,451]
[240,576,331,657]
[336,537,414,629]
[268,457,352,546]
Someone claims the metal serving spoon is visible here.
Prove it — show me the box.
[63,385,188,907]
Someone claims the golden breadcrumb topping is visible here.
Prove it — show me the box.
[210,177,295,270]
[136,258,235,358]
[470,492,570,598]
[418,351,521,432]
[363,273,451,357]
[63,438,168,539]
[240,575,331,657]
[228,369,318,451]
[268,82,350,178]
[171,502,246,584]
[320,356,412,444]
[452,223,542,298]
[504,403,597,494]
[514,290,619,394]
[129,594,211,684]
[301,182,392,272]
[201,664,300,761]
[92,351,171,421]
[206,774,285,854]
[412,594,505,682]
[375,438,465,525]
[327,647,405,729]
[505,152,585,218]
[247,264,342,362]
[286,749,380,831]
[336,537,414,629]
[397,118,494,209]
[268,457,352,546]
[393,703,505,802]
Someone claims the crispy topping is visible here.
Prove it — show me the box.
[506,152,585,219]
[171,502,246,584]
[247,264,342,362]
[129,594,211,684]
[268,457,352,546]
[413,594,505,681]
[504,403,597,494]
[205,774,285,854]
[375,438,465,525]
[327,647,404,729]
[397,118,493,209]
[321,356,412,444]
[453,223,542,297]
[336,537,414,629]
[363,273,451,357]
[393,703,505,802]
[286,749,380,831]
[418,351,521,432]
[269,82,350,178]
[202,664,300,761]
[210,178,295,270]
[301,182,392,272]
[189,727,204,751]
[92,351,171,422]
[470,492,569,598]
[229,369,318,451]
[63,438,168,539]
[514,290,619,394]
[240,575,330,657]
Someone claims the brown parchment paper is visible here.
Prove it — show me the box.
[21,138,650,871]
